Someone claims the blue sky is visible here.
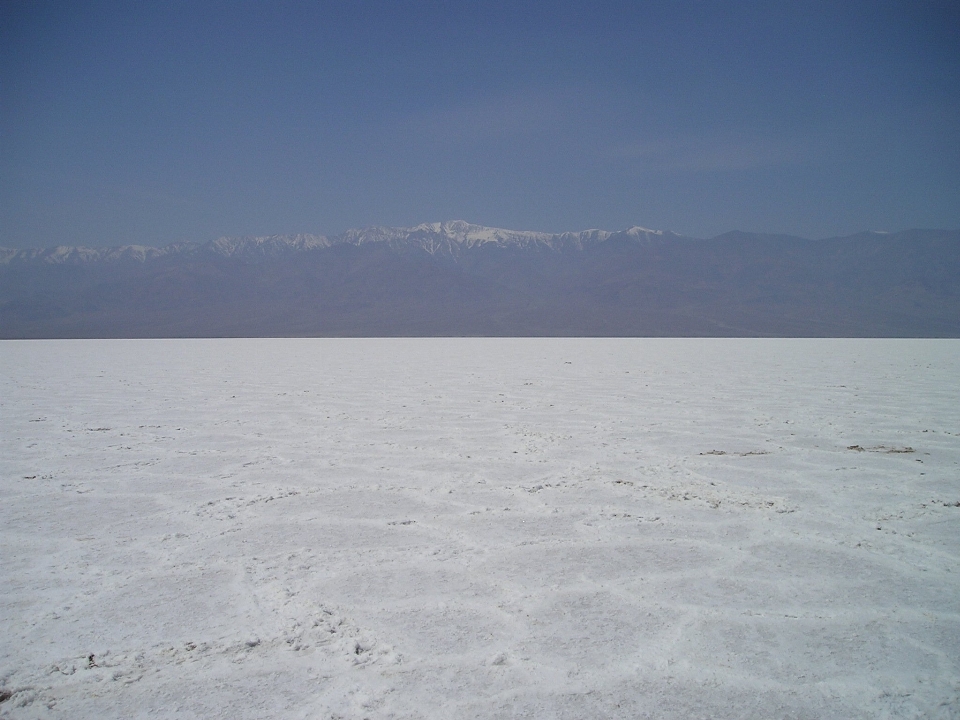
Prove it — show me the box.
[2,0,958,247]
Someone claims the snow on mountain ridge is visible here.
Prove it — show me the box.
[625,226,663,236]
[337,220,674,254]
[209,234,330,258]
[0,222,674,265]
[334,220,554,249]
[0,244,178,266]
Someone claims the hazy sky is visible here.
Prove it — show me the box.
[2,1,958,248]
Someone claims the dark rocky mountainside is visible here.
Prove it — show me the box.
[1,223,958,337]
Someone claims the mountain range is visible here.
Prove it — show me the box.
[1,221,958,337]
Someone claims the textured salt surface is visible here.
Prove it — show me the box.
[1,338,958,719]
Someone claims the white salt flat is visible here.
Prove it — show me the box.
[1,338,958,719]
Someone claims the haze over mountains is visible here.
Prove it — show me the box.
[1,221,958,338]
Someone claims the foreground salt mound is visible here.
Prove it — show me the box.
[1,338,958,719]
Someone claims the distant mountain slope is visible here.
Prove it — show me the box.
[1,223,958,337]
